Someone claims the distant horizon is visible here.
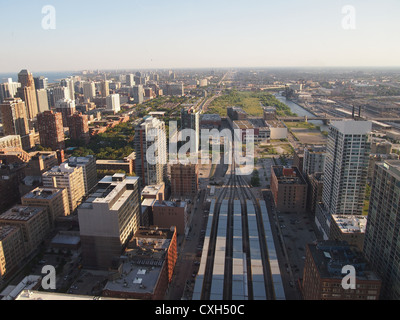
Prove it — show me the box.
[2,65,400,76]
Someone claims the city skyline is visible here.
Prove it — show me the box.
[1,0,400,72]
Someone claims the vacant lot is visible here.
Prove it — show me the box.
[285,122,328,145]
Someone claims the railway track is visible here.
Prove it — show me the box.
[195,137,284,300]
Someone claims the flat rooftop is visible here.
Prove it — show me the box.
[378,160,400,180]
[0,206,46,222]
[141,184,164,197]
[233,120,254,130]
[201,114,221,121]
[266,120,286,128]
[79,174,139,210]
[103,260,163,296]
[67,156,95,165]
[141,198,156,208]
[152,200,186,208]
[308,241,380,281]
[103,227,175,296]
[272,166,307,185]
[305,145,326,153]
[332,215,367,234]
[22,187,64,201]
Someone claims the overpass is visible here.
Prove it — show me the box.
[278,116,400,124]
[277,116,343,124]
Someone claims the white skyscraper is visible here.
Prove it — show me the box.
[42,163,85,213]
[83,81,96,102]
[53,86,70,102]
[36,89,49,113]
[55,99,76,127]
[126,74,135,87]
[0,79,20,103]
[61,78,75,101]
[315,120,372,239]
[134,116,167,186]
[106,94,121,113]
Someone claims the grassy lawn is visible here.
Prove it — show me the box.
[206,90,297,117]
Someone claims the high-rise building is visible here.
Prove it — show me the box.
[67,156,97,195]
[21,187,71,227]
[100,80,110,98]
[181,107,200,151]
[166,82,184,96]
[42,163,85,213]
[271,166,308,213]
[55,99,76,127]
[134,116,167,186]
[67,113,90,144]
[0,98,29,137]
[53,86,70,102]
[131,85,144,104]
[306,172,324,216]
[364,160,400,300]
[106,94,120,113]
[36,89,49,113]
[82,81,96,102]
[37,111,65,151]
[315,121,371,239]
[34,76,48,90]
[78,173,140,269]
[0,162,26,214]
[0,98,34,150]
[0,225,25,281]
[17,70,38,120]
[0,80,20,103]
[302,241,381,300]
[303,145,326,175]
[170,163,199,198]
[126,74,135,87]
[60,78,75,101]
[329,215,367,252]
[0,206,50,257]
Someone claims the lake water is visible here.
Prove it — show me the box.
[0,71,78,84]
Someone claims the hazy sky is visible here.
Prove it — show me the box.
[1,0,399,72]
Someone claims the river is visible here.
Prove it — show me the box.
[274,93,329,132]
